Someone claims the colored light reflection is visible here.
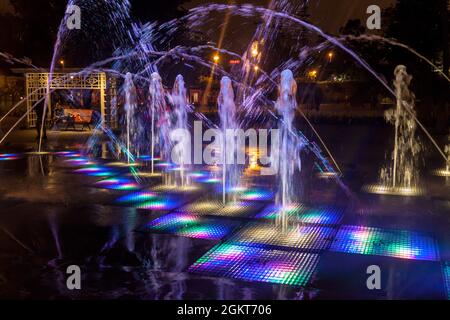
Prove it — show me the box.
[138,155,161,161]
[363,184,423,196]
[155,162,176,168]
[256,204,343,225]
[198,177,222,184]
[239,188,274,201]
[74,166,117,177]
[152,184,199,193]
[116,191,158,204]
[126,172,162,178]
[95,177,141,191]
[64,157,94,166]
[330,225,440,261]
[0,153,21,161]
[181,200,257,218]
[229,223,335,251]
[106,162,140,168]
[433,169,450,177]
[25,151,51,155]
[54,151,78,156]
[188,243,320,286]
[187,171,209,179]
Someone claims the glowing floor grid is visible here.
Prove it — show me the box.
[143,212,240,240]
[188,243,320,286]
[330,225,440,261]
[228,223,336,251]
[256,204,343,225]
[3,151,446,289]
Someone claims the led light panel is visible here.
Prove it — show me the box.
[116,191,158,204]
[229,223,336,251]
[330,225,440,261]
[144,213,239,240]
[188,243,320,286]
[363,184,424,196]
[94,177,141,191]
[74,166,117,177]
[256,204,343,225]
[180,200,260,218]
[238,188,274,201]
[0,153,21,161]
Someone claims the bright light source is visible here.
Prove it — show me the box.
[254,65,259,72]
[251,41,259,58]
[213,54,220,63]
[308,70,318,79]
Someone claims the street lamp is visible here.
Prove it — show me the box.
[213,54,220,63]
[328,52,334,62]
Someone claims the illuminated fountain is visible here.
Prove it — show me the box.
[170,74,191,187]
[124,73,138,163]
[366,66,423,196]
[275,70,303,229]
[149,72,171,175]
[218,76,240,205]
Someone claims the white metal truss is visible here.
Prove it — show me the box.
[25,72,116,128]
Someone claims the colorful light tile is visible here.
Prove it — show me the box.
[74,166,117,177]
[106,161,140,168]
[188,243,320,286]
[94,177,141,191]
[146,212,200,232]
[239,188,274,201]
[177,223,237,240]
[138,155,161,162]
[198,177,222,184]
[229,223,335,251]
[0,153,21,161]
[330,225,440,261]
[116,191,158,204]
[187,171,210,180]
[180,200,259,218]
[363,184,424,196]
[256,204,343,225]
[54,151,79,156]
[144,213,239,240]
[64,157,95,166]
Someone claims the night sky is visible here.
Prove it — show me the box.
[186,0,397,34]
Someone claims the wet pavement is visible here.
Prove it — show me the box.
[0,126,449,300]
